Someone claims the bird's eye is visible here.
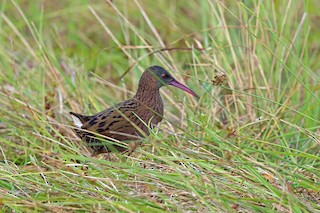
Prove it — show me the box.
[161,74,166,79]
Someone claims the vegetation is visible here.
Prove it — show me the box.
[0,0,319,212]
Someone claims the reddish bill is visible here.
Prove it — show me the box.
[169,79,199,98]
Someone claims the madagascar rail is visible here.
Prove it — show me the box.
[70,65,198,155]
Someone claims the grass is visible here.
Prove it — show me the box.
[0,0,319,212]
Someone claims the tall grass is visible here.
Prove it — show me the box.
[0,0,319,212]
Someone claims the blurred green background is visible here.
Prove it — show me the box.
[0,0,319,212]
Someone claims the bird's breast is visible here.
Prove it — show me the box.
[139,101,163,124]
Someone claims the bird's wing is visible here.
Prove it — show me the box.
[82,100,146,140]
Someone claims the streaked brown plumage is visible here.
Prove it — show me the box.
[70,65,198,155]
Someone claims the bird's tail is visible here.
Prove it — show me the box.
[70,112,92,127]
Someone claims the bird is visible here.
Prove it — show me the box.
[70,65,199,155]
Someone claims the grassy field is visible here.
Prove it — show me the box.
[0,0,319,212]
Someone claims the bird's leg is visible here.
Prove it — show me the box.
[125,141,142,156]
[91,150,100,157]
[91,150,110,160]
[104,152,112,161]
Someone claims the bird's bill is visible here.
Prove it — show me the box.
[169,79,199,98]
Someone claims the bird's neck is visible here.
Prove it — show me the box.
[134,83,164,119]
[134,82,161,103]
[134,77,164,119]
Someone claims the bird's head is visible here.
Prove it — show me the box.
[141,65,199,98]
